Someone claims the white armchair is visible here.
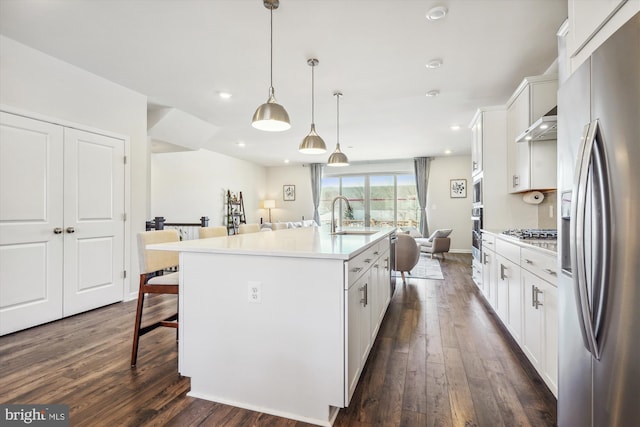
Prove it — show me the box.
[415,229,452,259]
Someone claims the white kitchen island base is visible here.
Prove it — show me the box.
[151,228,393,426]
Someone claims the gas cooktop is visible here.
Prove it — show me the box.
[502,229,558,240]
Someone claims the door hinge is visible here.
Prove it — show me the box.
[122,213,127,221]
[123,270,127,279]
[123,155,127,164]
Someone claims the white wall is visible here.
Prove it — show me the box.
[426,155,473,253]
[151,149,267,225]
[265,165,314,223]
[0,36,148,296]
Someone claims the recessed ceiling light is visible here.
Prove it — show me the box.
[444,150,452,154]
[284,159,290,163]
[236,141,245,147]
[425,90,440,97]
[426,6,448,21]
[218,92,232,99]
[426,58,443,69]
[450,124,461,131]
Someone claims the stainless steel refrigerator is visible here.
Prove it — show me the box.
[557,12,640,427]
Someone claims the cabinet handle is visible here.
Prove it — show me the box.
[512,175,520,188]
[53,227,63,234]
[531,285,536,308]
[544,268,557,276]
[472,160,478,170]
[500,264,507,280]
[66,227,75,234]
[351,267,363,273]
[360,283,368,306]
[373,251,380,255]
[384,257,389,271]
[483,253,488,265]
[534,286,543,309]
[523,258,533,264]
[364,258,372,264]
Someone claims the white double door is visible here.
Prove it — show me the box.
[0,112,125,335]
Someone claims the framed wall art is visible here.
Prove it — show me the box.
[450,179,467,198]
[283,185,296,201]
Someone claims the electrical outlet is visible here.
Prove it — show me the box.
[248,281,261,303]
[549,205,554,218]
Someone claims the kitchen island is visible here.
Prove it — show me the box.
[148,227,394,426]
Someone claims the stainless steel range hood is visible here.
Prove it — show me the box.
[516,107,557,143]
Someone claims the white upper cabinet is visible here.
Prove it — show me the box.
[471,113,483,177]
[567,0,640,73]
[506,76,558,194]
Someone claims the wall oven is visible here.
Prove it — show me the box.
[472,176,482,207]
[471,207,483,262]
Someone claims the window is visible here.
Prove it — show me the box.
[319,174,419,229]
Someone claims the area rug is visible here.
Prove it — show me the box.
[393,255,444,280]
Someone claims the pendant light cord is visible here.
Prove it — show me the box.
[311,64,315,124]
[269,6,274,92]
[336,93,341,148]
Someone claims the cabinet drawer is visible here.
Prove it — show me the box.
[521,247,558,285]
[482,233,496,248]
[347,246,377,287]
[496,238,520,264]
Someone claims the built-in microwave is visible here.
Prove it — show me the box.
[472,177,483,207]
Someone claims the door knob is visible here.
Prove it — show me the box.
[53,227,63,234]
[66,227,75,234]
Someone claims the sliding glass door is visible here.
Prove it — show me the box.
[319,174,418,229]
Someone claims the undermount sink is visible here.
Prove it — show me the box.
[331,230,378,236]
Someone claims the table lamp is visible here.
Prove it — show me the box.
[263,199,275,222]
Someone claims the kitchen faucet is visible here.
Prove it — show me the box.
[331,196,351,234]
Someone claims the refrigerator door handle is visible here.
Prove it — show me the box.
[571,121,600,359]
[590,120,611,352]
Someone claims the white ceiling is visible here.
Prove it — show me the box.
[0,0,567,167]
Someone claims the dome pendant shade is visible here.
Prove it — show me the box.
[327,91,349,167]
[327,143,349,166]
[251,0,290,132]
[252,89,291,131]
[299,124,326,154]
[299,58,326,153]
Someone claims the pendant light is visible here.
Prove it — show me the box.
[327,91,349,167]
[252,0,290,132]
[299,58,327,154]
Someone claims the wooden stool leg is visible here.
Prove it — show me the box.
[131,285,146,368]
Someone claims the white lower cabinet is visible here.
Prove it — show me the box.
[503,257,523,343]
[347,269,371,399]
[482,246,497,309]
[480,232,558,397]
[345,240,391,404]
[522,269,558,396]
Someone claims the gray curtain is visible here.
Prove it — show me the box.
[310,163,322,225]
[414,157,431,237]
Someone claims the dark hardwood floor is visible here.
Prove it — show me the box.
[0,253,556,426]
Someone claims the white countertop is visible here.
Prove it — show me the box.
[147,226,395,260]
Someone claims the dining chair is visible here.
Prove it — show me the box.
[131,229,180,367]
[199,226,227,238]
[394,233,421,285]
[238,223,260,234]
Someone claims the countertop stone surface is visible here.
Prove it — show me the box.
[147,226,395,260]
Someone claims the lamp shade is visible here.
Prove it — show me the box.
[327,145,349,167]
[263,199,276,209]
[252,92,291,131]
[299,124,326,154]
